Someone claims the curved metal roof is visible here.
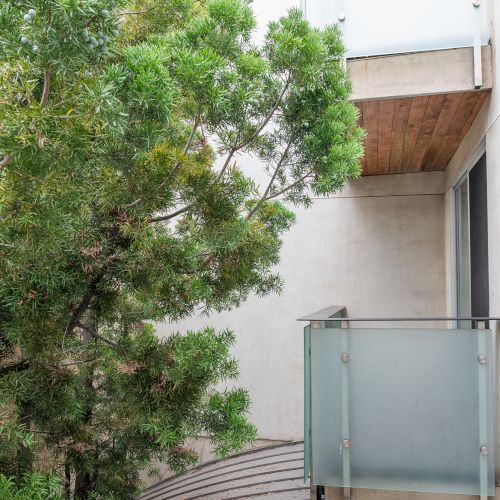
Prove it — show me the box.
[138,441,309,500]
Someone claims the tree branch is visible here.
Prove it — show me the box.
[183,111,201,155]
[0,154,13,169]
[262,167,315,203]
[59,358,101,367]
[216,149,235,181]
[65,269,107,336]
[0,360,29,377]
[235,77,290,151]
[40,67,50,108]
[76,322,120,350]
[118,10,149,16]
[156,110,201,192]
[151,81,290,223]
[217,77,290,182]
[247,141,293,219]
[148,204,191,223]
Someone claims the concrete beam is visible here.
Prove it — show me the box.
[349,46,492,102]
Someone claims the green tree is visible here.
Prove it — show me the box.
[0,0,362,498]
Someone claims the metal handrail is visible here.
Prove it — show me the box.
[297,307,499,322]
[298,317,500,322]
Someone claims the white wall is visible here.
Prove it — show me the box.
[157,172,447,441]
[250,0,299,43]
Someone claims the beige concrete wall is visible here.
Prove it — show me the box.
[156,171,447,442]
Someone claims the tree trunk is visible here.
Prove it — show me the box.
[74,471,93,499]
[17,347,33,477]
[17,403,33,476]
[73,316,96,499]
[64,462,71,498]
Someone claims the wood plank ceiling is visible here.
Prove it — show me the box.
[354,90,490,176]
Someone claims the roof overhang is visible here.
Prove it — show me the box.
[348,46,492,176]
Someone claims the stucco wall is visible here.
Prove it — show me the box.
[156,172,447,441]
[250,0,299,42]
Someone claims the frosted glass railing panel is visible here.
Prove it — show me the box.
[304,0,489,58]
[310,327,344,484]
[310,328,495,495]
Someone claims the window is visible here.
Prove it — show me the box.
[455,153,489,326]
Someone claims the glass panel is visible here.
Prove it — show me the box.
[457,177,471,328]
[310,328,495,495]
[310,328,344,485]
[469,155,490,319]
[304,0,489,58]
[304,325,311,482]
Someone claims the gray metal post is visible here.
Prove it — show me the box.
[477,320,489,500]
[340,319,351,500]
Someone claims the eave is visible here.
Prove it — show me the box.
[348,46,492,176]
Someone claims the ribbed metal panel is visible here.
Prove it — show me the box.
[138,441,309,500]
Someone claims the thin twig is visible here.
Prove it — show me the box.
[118,10,149,16]
[59,359,101,367]
[76,322,120,350]
[263,167,315,202]
[40,67,50,108]
[183,111,201,155]
[235,77,291,151]
[165,112,201,180]
[217,77,290,181]
[217,149,235,181]
[148,204,191,223]
[247,141,293,219]
[0,154,13,169]
[65,270,106,336]
[124,198,142,209]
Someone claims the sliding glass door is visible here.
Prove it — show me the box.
[455,153,489,326]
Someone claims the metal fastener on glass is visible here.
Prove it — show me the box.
[340,352,350,363]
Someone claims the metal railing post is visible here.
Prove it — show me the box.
[304,321,315,500]
[340,319,351,500]
[477,320,489,500]
[473,0,483,88]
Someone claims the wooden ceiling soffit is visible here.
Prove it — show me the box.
[348,46,492,176]
[354,90,490,176]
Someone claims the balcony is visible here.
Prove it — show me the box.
[302,0,493,176]
[300,306,496,498]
